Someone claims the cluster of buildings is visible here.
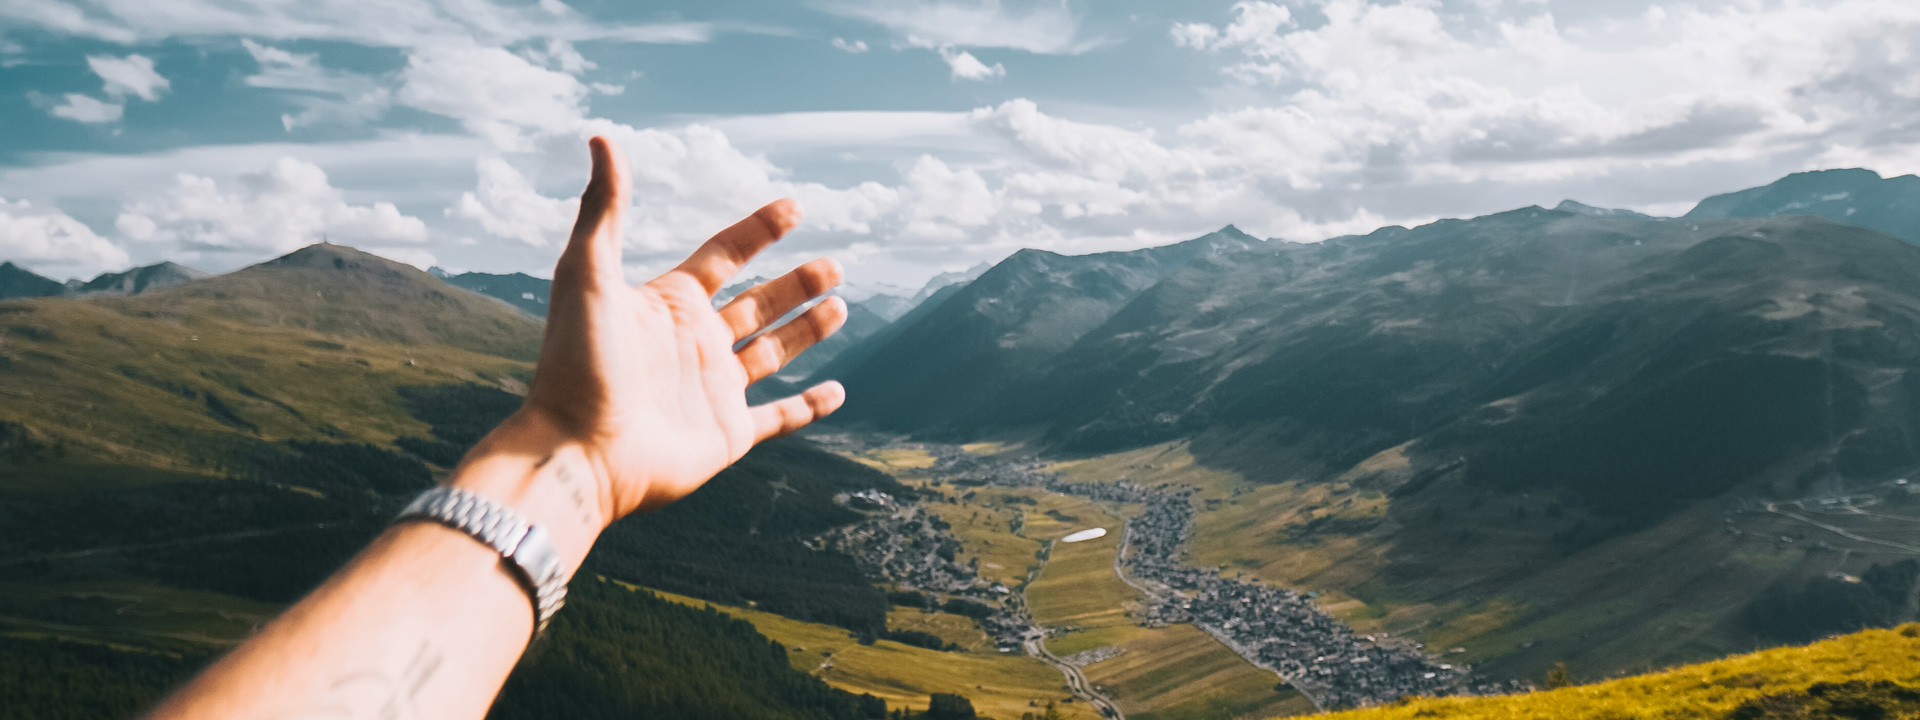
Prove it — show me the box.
[816,506,979,595]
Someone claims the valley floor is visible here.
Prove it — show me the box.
[637,583,1106,720]
[824,437,1379,719]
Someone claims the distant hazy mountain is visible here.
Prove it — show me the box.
[1686,168,1920,243]
[812,226,1260,429]
[0,261,62,299]
[435,269,551,316]
[75,261,207,296]
[907,262,992,308]
[1555,199,1656,220]
[420,266,958,379]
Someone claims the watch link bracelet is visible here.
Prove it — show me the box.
[394,487,569,636]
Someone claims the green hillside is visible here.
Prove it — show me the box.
[1322,624,1920,720]
[0,243,929,720]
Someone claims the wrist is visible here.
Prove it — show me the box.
[444,409,615,572]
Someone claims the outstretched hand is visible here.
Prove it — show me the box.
[140,135,853,720]
[519,136,848,522]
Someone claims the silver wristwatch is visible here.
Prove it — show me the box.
[395,487,569,636]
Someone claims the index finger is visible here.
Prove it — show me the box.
[672,199,803,295]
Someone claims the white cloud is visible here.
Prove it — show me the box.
[901,155,997,238]
[14,0,1920,287]
[1163,0,1920,187]
[522,38,595,74]
[241,40,392,130]
[938,46,1004,81]
[0,197,129,273]
[45,93,123,123]
[0,0,712,48]
[397,40,589,149]
[448,157,577,247]
[829,0,1100,54]
[39,53,168,124]
[86,53,167,100]
[115,156,430,257]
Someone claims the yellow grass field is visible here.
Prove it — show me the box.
[1086,623,1317,720]
[638,585,1102,720]
[1321,624,1920,720]
[1021,501,1314,720]
[888,606,998,652]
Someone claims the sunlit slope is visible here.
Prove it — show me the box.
[127,243,543,360]
[1315,624,1920,720]
[1021,498,1315,720]
[0,246,537,470]
[642,585,1106,720]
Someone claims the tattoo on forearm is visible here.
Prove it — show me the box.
[539,452,597,527]
[271,641,444,720]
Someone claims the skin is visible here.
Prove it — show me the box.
[142,135,852,720]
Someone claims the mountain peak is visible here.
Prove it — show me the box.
[1214,224,1255,240]
[139,243,544,360]
[1684,167,1920,244]
[261,242,410,272]
[1555,200,1656,220]
[0,261,64,299]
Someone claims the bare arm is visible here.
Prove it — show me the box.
[143,136,850,720]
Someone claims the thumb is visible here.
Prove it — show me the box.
[561,135,629,288]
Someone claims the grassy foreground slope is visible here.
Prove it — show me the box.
[1320,624,1920,720]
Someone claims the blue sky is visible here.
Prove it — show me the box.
[2,0,1918,287]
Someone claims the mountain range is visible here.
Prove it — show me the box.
[803,170,1920,679]
[4,166,1920,716]
[0,260,205,300]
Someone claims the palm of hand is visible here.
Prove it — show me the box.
[523,137,847,520]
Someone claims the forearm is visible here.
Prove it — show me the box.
[145,413,610,720]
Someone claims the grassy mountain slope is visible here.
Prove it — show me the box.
[0,246,537,469]
[1322,624,1920,720]
[128,244,544,361]
[1687,168,1920,243]
[813,227,1259,430]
